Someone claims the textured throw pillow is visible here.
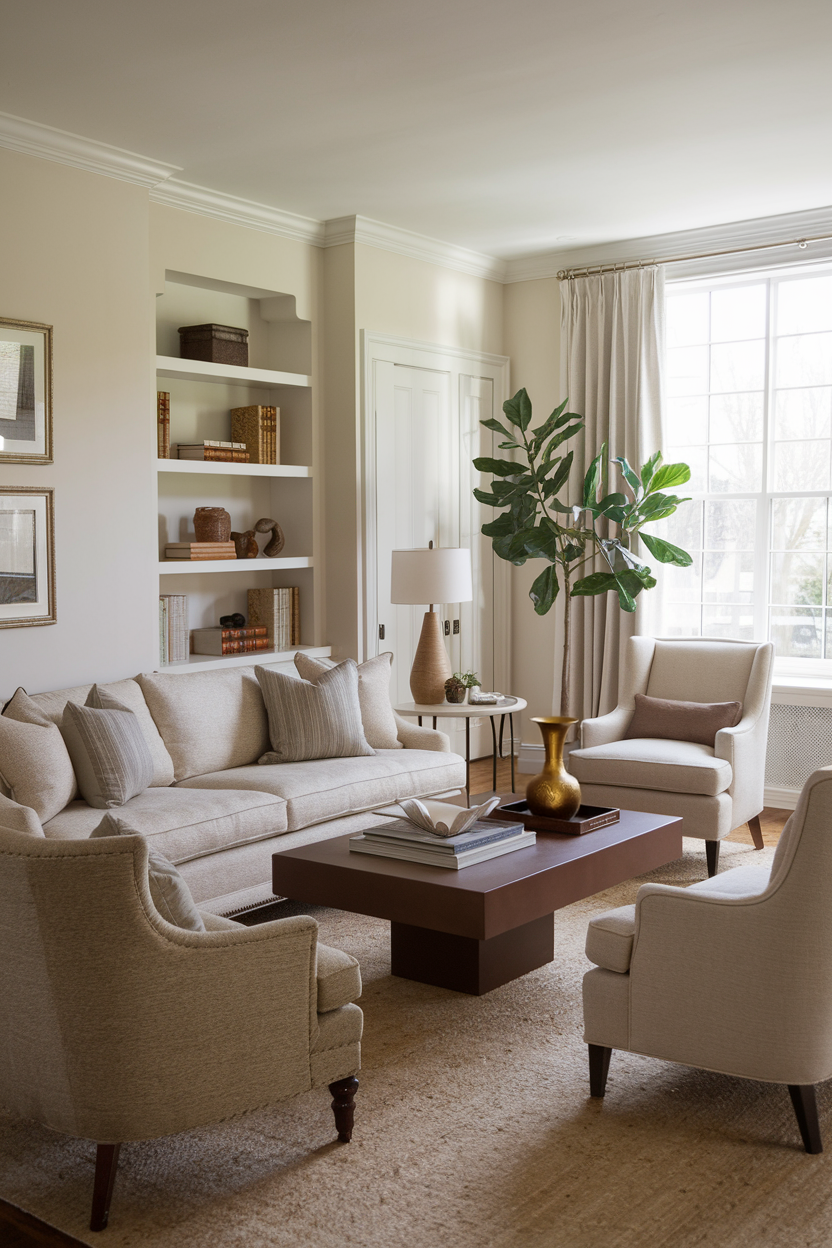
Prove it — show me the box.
[0,690,78,821]
[90,813,205,932]
[61,685,155,809]
[625,693,742,747]
[294,651,402,750]
[256,660,375,763]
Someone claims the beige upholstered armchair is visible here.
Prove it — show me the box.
[570,637,775,875]
[0,813,363,1231]
[582,766,832,1153]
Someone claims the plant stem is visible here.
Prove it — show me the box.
[560,572,571,718]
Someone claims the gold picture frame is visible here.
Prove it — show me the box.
[0,317,53,464]
[0,487,56,628]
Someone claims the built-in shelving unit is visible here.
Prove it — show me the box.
[154,272,319,669]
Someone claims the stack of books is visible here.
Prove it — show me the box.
[230,405,279,465]
[349,798,534,869]
[157,392,170,458]
[191,625,271,656]
[164,542,237,561]
[176,441,250,463]
[159,595,188,665]
[247,586,299,649]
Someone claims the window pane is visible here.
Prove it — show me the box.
[710,341,765,392]
[658,553,702,603]
[667,292,709,347]
[772,439,831,492]
[709,443,762,493]
[709,392,763,443]
[662,602,701,637]
[705,499,756,549]
[770,552,824,605]
[776,333,832,388]
[666,345,709,396]
[666,396,708,444]
[770,606,822,657]
[772,497,827,551]
[710,285,766,343]
[777,276,832,335]
[703,605,755,639]
[653,498,703,552]
[773,387,832,440]
[704,551,754,602]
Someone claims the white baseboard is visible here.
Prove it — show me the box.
[763,785,800,811]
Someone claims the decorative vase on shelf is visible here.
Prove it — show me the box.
[193,507,231,543]
[526,716,581,819]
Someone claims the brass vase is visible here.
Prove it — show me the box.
[526,716,581,819]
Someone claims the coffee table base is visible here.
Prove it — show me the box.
[390,913,555,996]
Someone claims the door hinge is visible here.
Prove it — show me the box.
[378,624,385,640]
[444,619,450,636]
[453,619,460,634]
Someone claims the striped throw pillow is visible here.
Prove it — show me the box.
[256,660,375,763]
[61,685,155,809]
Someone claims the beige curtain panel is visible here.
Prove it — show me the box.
[560,266,664,723]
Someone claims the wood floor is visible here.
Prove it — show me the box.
[0,753,791,1248]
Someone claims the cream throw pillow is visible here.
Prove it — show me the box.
[294,651,402,750]
[90,813,206,932]
[61,686,155,809]
[256,660,375,763]
[0,690,78,821]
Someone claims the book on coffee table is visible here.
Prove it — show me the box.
[349,823,535,869]
[362,816,524,854]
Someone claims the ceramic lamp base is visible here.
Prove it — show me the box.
[409,610,452,704]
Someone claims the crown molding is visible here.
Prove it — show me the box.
[326,215,506,282]
[503,204,832,283]
[150,178,326,245]
[0,111,180,188]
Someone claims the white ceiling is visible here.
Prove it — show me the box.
[2,0,831,259]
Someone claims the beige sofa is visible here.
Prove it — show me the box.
[2,663,466,915]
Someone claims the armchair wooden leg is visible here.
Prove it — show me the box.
[748,814,765,850]
[705,840,720,877]
[588,1045,612,1098]
[90,1143,120,1232]
[789,1084,823,1154]
[329,1076,358,1142]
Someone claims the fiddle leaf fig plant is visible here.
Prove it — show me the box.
[473,388,693,716]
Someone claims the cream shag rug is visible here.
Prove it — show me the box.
[2,837,831,1248]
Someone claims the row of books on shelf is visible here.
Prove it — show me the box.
[348,799,535,870]
[157,395,279,465]
[164,542,237,561]
[158,588,301,664]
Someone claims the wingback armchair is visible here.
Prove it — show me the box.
[582,765,832,1153]
[0,807,363,1231]
[570,637,775,875]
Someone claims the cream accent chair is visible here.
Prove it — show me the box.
[0,812,363,1231]
[570,637,775,876]
[582,766,832,1153]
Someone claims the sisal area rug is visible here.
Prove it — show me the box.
[2,836,831,1248]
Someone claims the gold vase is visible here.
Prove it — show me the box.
[526,716,581,819]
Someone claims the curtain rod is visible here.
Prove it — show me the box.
[556,231,832,280]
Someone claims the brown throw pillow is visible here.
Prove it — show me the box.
[624,693,742,747]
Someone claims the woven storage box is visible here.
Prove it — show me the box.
[178,324,249,367]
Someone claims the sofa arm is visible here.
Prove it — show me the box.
[394,712,451,752]
[581,705,633,748]
[0,793,44,837]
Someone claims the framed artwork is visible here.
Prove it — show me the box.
[0,318,53,464]
[0,487,55,628]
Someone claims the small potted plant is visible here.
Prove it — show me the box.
[444,675,466,704]
[455,671,481,703]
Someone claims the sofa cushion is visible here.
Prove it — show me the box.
[625,693,742,746]
[25,678,175,787]
[256,661,374,763]
[137,667,270,781]
[61,688,155,809]
[177,749,467,832]
[295,651,402,750]
[585,905,636,973]
[0,703,78,821]
[316,943,362,1012]
[569,738,733,797]
[0,793,44,837]
[90,813,206,932]
[42,786,287,864]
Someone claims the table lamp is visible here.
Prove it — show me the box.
[390,543,473,704]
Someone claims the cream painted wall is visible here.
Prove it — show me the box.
[0,148,156,698]
[502,277,564,746]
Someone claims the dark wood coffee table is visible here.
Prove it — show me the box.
[272,808,682,995]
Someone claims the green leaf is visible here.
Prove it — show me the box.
[473,456,524,477]
[571,572,618,597]
[636,490,691,517]
[640,450,662,491]
[497,440,521,450]
[545,422,583,456]
[648,462,691,493]
[473,488,501,507]
[583,443,607,508]
[523,525,561,561]
[613,455,642,496]
[589,491,628,516]
[481,513,514,538]
[531,398,568,438]
[503,388,533,431]
[529,564,559,615]
[493,533,527,565]
[639,532,693,566]
[481,418,515,438]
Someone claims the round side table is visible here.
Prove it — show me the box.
[393,696,527,798]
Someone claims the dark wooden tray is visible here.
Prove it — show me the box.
[488,800,620,836]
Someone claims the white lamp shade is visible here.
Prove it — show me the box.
[390,547,473,605]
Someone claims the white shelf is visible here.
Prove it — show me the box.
[158,459,311,478]
[156,356,311,390]
[161,645,332,674]
[159,556,313,575]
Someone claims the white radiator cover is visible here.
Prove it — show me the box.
[765,702,832,808]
